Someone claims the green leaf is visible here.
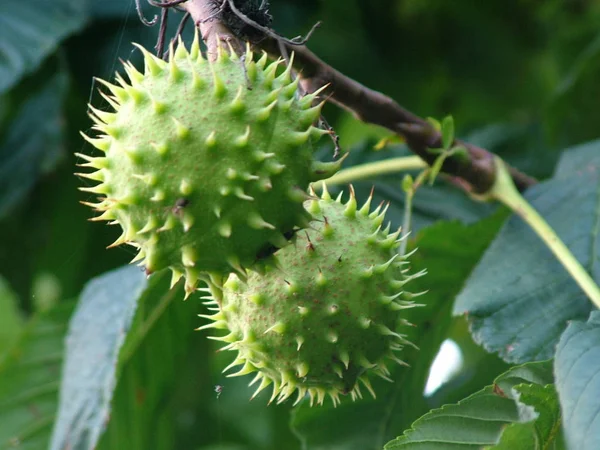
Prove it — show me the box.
[291,214,506,450]
[0,302,74,450]
[0,0,86,94]
[384,361,562,449]
[49,266,147,450]
[441,116,455,150]
[493,384,565,450]
[453,140,600,363]
[554,310,600,450]
[0,71,68,219]
[0,275,23,360]
[97,273,212,450]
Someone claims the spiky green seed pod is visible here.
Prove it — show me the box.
[77,35,342,295]
[199,186,426,407]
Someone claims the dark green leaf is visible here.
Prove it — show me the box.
[0,0,86,93]
[384,361,562,449]
[0,302,74,450]
[0,275,22,360]
[453,141,600,363]
[49,266,147,450]
[291,214,506,450]
[555,310,600,450]
[0,71,68,219]
[97,274,222,450]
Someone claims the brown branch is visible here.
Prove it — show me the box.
[182,0,537,194]
[184,0,243,59]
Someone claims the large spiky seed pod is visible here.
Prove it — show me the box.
[199,186,426,407]
[77,34,343,294]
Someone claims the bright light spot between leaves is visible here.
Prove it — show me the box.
[424,339,463,397]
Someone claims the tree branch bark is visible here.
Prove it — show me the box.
[182,0,537,194]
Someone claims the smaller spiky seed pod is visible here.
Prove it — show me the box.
[199,186,426,407]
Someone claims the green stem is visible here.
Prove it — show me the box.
[399,188,413,257]
[311,156,426,190]
[488,157,600,308]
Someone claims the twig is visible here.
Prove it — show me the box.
[180,0,537,194]
[184,0,243,58]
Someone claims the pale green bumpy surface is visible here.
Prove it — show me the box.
[200,187,425,406]
[78,36,341,294]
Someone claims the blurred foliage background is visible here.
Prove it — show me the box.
[1,0,599,449]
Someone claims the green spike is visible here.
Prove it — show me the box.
[179,179,192,195]
[234,187,254,201]
[123,61,144,85]
[281,76,300,99]
[262,59,282,88]
[138,216,159,234]
[75,171,104,182]
[150,189,165,202]
[327,331,338,343]
[288,129,311,146]
[150,142,169,156]
[234,126,250,147]
[205,131,217,148]
[211,68,227,98]
[95,77,129,103]
[256,51,268,69]
[276,53,294,85]
[172,117,190,140]
[181,245,197,267]
[343,187,358,217]
[374,254,399,274]
[158,215,177,232]
[245,59,258,83]
[189,28,201,60]
[218,221,232,238]
[299,103,323,127]
[168,44,183,82]
[299,84,329,108]
[267,161,286,175]
[182,213,194,232]
[89,210,115,222]
[311,158,343,181]
[250,376,272,400]
[269,232,289,249]
[247,212,275,230]
[170,269,183,288]
[264,86,282,105]
[253,150,275,162]
[132,173,157,186]
[264,322,286,335]
[151,97,166,114]
[296,336,304,351]
[174,36,189,60]
[359,376,376,399]
[188,65,203,89]
[77,183,108,195]
[94,123,121,139]
[339,350,350,369]
[98,91,120,110]
[297,306,310,316]
[88,104,116,124]
[133,43,165,77]
[288,187,308,203]
[229,85,245,114]
[255,99,277,122]
[292,387,308,406]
